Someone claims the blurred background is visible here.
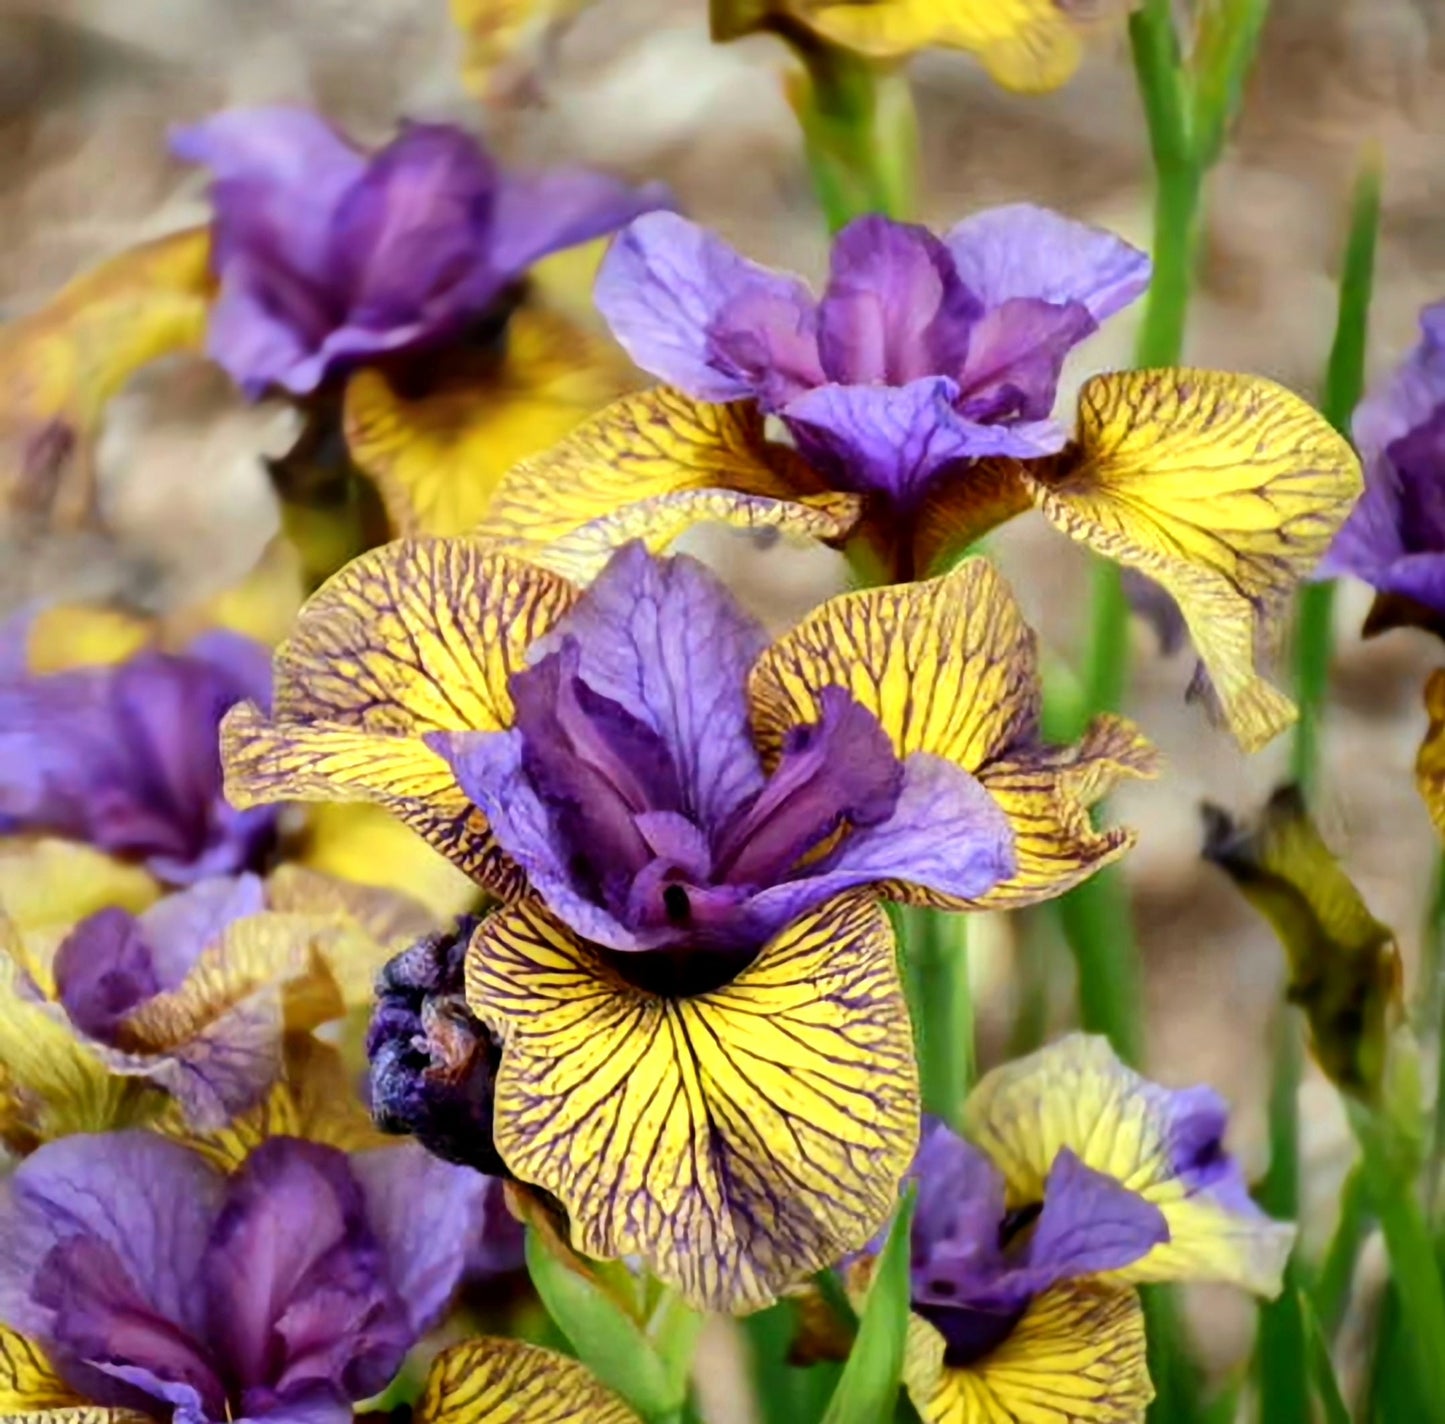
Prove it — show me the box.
[0,0,1441,1394]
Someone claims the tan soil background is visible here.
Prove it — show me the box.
[2,0,1444,1411]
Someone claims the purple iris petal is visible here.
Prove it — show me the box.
[176,107,669,398]
[952,297,1096,423]
[53,909,161,1040]
[138,874,268,990]
[0,634,278,886]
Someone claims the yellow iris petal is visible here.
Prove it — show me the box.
[0,839,160,937]
[344,305,635,538]
[466,892,918,1312]
[803,0,1083,91]
[912,459,1033,579]
[156,1033,387,1172]
[221,537,578,893]
[964,1034,1295,1297]
[1418,670,1445,842]
[416,1338,641,1424]
[0,228,212,519]
[749,557,1157,909]
[23,606,154,673]
[1019,370,1362,753]
[0,1324,150,1422]
[476,386,823,551]
[903,1286,1152,1424]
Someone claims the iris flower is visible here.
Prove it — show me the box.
[0,872,391,1151]
[862,1035,1293,1423]
[480,207,1361,752]
[0,1128,485,1424]
[221,535,1154,1309]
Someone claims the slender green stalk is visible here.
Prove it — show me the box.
[1055,875,1143,1066]
[1312,1164,1369,1336]
[899,905,974,1124]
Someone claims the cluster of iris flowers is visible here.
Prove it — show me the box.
[1,0,1442,1421]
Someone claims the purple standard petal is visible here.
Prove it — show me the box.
[1351,299,1445,465]
[489,168,674,279]
[0,1133,225,1346]
[815,216,981,386]
[202,1139,413,1408]
[781,379,1066,507]
[52,908,161,1040]
[595,211,821,403]
[944,203,1150,324]
[349,1144,488,1336]
[953,297,1096,423]
[136,874,268,990]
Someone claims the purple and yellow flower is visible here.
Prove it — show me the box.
[1319,299,1445,639]
[861,1035,1293,1423]
[220,535,1154,1310]
[0,1127,485,1424]
[481,207,1361,752]
[0,872,392,1151]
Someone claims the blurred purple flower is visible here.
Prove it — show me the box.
[0,1131,485,1424]
[1319,299,1445,634]
[595,206,1148,509]
[172,108,672,398]
[0,629,277,886]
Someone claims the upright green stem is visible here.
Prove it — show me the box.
[899,906,974,1124]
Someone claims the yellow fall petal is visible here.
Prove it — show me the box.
[0,839,160,937]
[476,385,820,552]
[1418,670,1445,842]
[964,1034,1295,1297]
[902,1286,1152,1424]
[344,305,636,538]
[23,605,154,673]
[0,1325,151,1422]
[911,459,1033,579]
[467,892,918,1313]
[1022,369,1362,753]
[0,228,213,518]
[221,536,578,893]
[416,1338,641,1424]
[749,557,1157,909]
[803,0,1084,91]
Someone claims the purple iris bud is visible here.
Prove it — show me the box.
[905,1119,1168,1368]
[172,107,673,399]
[367,918,508,1179]
[0,1131,486,1424]
[429,544,1015,993]
[0,628,278,886]
[595,206,1149,513]
[1320,300,1445,635]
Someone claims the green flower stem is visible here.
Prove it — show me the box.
[1312,1164,1369,1336]
[897,904,974,1124]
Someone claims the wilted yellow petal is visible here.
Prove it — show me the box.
[902,1286,1151,1424]
[803,0,1083,90]
[476,385,819,551]
[1022,370,1361,753]
[1204,786,1403,1104]
[749,558,1157,908]
[0,229,212,518]
[0,839,160,937]
[965,1034,1295,1297]
[468,892,918,1313]
[1418,671,1445,841]
[417,1338,641,1424]
[222,537,578,893]
[345,305,635,538]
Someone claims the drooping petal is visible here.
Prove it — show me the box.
[414,1338,641,1424]
[595,212,820,402]
[802,0,1086,92]
[465,892,918,1312]
[749,558,1157,908]
[0,230,213,519]
[781,379,1066,508]
[343,304,636,537]
[0,1323,146,1419]
[476,385,821,552]
[220,538,579,893]
[489,169,673,279]
[901,1284,1152,1424]
[964,1034,1295,1297]
[945,205,1150,325]
[1022,370,1362,752]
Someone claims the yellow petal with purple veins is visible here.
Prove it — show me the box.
[965,1034,1295,1297]
[1418,670,1445,842]
[221,537,578,892]
[1022,369,1362,753]
[466,892,918,1313]
[519,488,862,584]
[0,1325,149,1420]
[476,386,816,551]
[344,306,636,538]
[749,558,1157,909]
[803,0,1084,91]
[902,1286,1151,1424]
[416,1338,641,1424]
[0,228,212,518]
